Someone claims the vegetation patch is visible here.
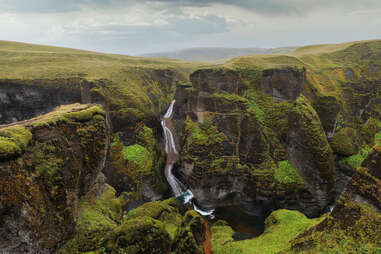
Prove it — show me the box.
[361,118,381,145]
[64,105,105,122]
[339,146,370,171]
[0,126,32,159]
[122,144,150,167]
[245,89,265,123]
[185,118,226,147]
[274,160,304,185]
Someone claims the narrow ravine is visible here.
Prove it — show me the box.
[162,100,213,253]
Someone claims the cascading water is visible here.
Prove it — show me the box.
[161,100,214,218]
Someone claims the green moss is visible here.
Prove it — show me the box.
[289,96,335,186]
[274,160,304,185]
[34,151,64,176]
[375,121,381,145]
[361,118,381,145]
[109,124,165,200]
[210,224,237,254]
[330,127,359,156]
[185,118,226,147]
[57,185,126,253]
[122,144,152,176]
[122,144,149,165]
[126,198,182,240]
[0,126,32,159]
[292,199,381,253]
[375,132,381,145]
[245,89,265,123]
[339,146,370,170]
[211,209,322,254]
[106,216,171,254]
[172,210,205,254]
[64,105,105,122]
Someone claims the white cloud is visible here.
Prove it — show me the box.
[0,0,380,54]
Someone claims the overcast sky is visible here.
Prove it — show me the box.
[1,0,381,55]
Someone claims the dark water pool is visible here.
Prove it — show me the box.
[212,206,265,240]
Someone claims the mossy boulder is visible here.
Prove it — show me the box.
[0,104,108,253]
[172,210,205,254]
[126,198,183,239]
[330,127,359,156]
[106,216,171,254]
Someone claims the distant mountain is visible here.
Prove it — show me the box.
[140,47,297,62]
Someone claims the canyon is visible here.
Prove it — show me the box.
[0,40,380,253]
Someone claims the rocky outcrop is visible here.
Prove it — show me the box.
[313,95,341,138]
[175,67,335,217]
[291,145,381,253]
[0,79,97,124]
[261,67,305,100]
[0,104,108,253]
[286,96,336,213]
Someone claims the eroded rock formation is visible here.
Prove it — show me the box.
[0,104,108,253]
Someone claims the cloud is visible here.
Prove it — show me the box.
[0,0,380,55]
[148,0,381,15]
[4,0,381,15]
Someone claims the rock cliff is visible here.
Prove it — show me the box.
[174,67,334,217]
[0,104,108,253]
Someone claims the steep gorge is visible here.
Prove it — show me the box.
[0,40,380,253]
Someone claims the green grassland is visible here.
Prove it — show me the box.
[0,40,205,118]
[0,40,203,80]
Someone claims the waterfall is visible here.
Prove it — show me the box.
[161,99,214,218]
[162,99,185,197]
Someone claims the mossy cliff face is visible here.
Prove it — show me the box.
[174,41,381,218]
[291,145,381,253]
[175,67,333,217]
[0,104,108,253]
